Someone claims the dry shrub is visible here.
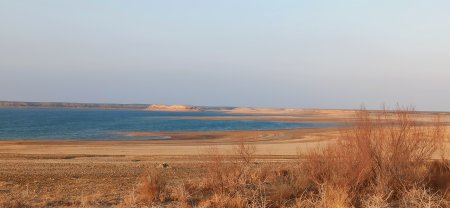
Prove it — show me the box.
[399,186,447,208]
[302,107,447,205]
[246,183,270,208]
[199,193,246,208]
[295,194,316,208]
[233,139,257,164]
[201,144,258,195]
[315,184,351,208]
[170,183,190,202]
[427,160,450,193]
[169,182,192,208]
[157,142,310,207]
[263,166,304,207]
[137,168,167,204]
[361,192,391,208]
[202,146,233,194]
[198,145,303,207]
[294,184,350,208]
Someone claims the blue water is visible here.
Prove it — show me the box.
[0,108,335,140]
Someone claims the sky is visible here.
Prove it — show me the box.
[1,1,450,111]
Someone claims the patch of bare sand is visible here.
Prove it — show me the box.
[169,115,352,124]
[0,128,341,157]
[224,107,356,116]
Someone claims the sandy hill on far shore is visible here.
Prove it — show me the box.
[146,104,201,112]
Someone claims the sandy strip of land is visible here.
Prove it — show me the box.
[169,115,353,124]
[0,128,341,157]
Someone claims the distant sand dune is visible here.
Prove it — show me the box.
[146,104,201,112]
[225,107,356,117]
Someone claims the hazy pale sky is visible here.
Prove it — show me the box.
[1,1,450,110]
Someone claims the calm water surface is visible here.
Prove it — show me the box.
[0,108,335,140]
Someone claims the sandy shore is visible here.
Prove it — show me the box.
[0,128,341,157]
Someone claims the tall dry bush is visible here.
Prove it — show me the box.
[233,139,257,164]
[202,146,232,195]
[137,168,167,204]
[302,107,446,205]
[202,141,258,195]
[199,144,305,207]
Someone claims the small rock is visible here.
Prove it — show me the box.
[157,162,169,169]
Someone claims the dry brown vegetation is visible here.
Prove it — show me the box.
[302,107,449,207]
[121,108,450,208]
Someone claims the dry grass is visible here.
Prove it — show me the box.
[399,186,447,208]
[120,142,308,207]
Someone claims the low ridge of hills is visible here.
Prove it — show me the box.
[0,101,232,111]
[0,101,358,115]
[0,101,149,110]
